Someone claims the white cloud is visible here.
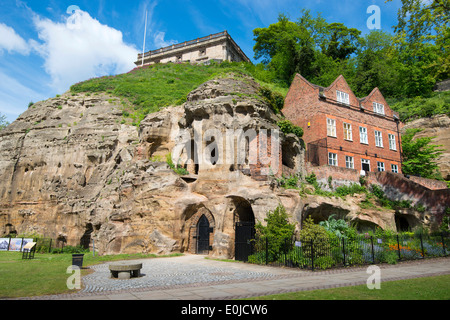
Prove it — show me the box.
[32,10,139,92]
[153,31,178,48]
[0,23,30,55]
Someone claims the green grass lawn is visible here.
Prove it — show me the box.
[0,251,181,298]
[70,61,288,126]
[246,274,450,300]
[2,250,448,300]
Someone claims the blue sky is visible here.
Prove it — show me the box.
[0,0,402,123]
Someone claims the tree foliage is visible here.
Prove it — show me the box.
[253,4,449,98]
[0,113,9,131]
[299,216,329,245]
[401,128,444,179]
[255,205,296,257]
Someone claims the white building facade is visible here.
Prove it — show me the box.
[135,31,251,66]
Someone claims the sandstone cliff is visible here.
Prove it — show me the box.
[0,74,439,257]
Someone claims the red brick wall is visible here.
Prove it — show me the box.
[283,74,403,174]
[305,166,449,212]
[376,172,450,211]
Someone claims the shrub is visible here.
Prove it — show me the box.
[275,174,299,189]
[335,184,366,197]
[166,153,189,176]
[305,172,319,190]
[259,86,284,114]
[319,215,354,239]
[277,119,304,139]
[299,216,330,257]
[255,205,296,261]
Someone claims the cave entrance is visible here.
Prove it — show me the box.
[80,224,93,249]
[395,214,411,232]
[231,197,256,262]
[302,204,349,225]
[4,224,16,237]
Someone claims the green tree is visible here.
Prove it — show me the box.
[401,128,444,179]
[0,113,10,131]
[387,0,450,95]
[353,30,402,98]
[253,11,361,87]
[253,14,307,85]
[255,205,296,259]
[321,23,361,61]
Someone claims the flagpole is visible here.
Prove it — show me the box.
[141,10,148,67]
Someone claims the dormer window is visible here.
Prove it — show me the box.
[373,102,385,115]
[337,90,349,105]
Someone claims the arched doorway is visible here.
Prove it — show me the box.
[196,215,211,254]
[228,196,256,262]
[183,206,215,255]
[80,223,93,249]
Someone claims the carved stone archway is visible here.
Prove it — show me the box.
[187,207,215,254]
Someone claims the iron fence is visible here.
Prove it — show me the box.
[248,232,450,271]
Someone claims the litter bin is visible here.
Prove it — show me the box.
[72,254,84,268]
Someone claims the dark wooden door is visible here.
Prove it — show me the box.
[235,222,255,262]
[196,215,210,254]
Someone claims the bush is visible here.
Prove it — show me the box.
[305,172,319,189]
[259,86,285,114]
[319,215,354,239]
[277,119,304,138]
[335,184,366,197]
[299,216,330,260]
[275,174,299,189]
[51,245,89,254]
[255,205,296,261]
[166,153,189,175]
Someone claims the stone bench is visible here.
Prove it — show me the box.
[109,262,143,280]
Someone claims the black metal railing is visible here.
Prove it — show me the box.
[247,233,450,271]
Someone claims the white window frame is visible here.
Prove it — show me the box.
[360,126,368,144]
[362,159,371,172]
[343,123,353,141]
[377,161,385,172]
[345,156,354,169]
[388,134,397,151]
[375,130,383,148]
[337,90,350,105]
[327,118,337,137]
[373,102,385,115]
[391,164,399,173]
[328,152,338,166]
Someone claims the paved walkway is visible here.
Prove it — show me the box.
[21,255,450,300]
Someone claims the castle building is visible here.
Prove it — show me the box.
[135,31,251,66]
[283,74,403,175]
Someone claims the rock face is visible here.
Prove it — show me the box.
[0,76,299,257]
[402,114,450,180]
[0,75,439,258]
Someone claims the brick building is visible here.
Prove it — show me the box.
[283,74,403,175]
